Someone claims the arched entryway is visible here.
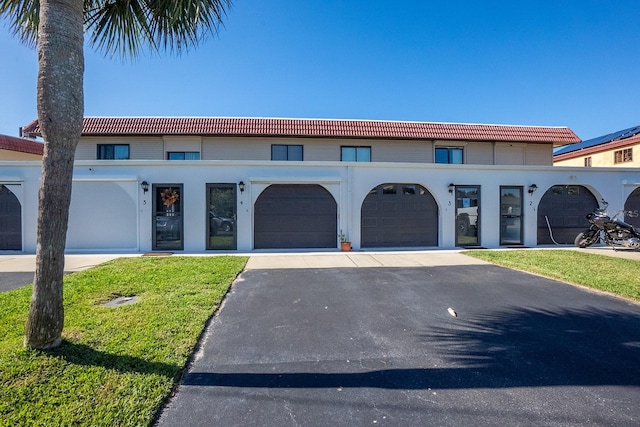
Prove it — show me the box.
[0,185,22,250]
[254,184,337,249]
[537,185,598,244]
[624,187,640,228]
[361,183,438,248]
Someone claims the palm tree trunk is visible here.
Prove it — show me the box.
[24,0,84,349]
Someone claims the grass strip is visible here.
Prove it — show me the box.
[464,249,640,302]
[0,256,247,426]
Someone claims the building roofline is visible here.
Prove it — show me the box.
[0,134,44,155]
[79,115,574,129]
[21,116,581,145]
[553,125,640,157]
[553,133,640,162]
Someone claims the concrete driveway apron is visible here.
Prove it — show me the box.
[156,251,640,426]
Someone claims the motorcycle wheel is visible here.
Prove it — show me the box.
[574,231,599,248]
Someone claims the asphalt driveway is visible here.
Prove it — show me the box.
[156,258,640,426]
[0,272,34,293]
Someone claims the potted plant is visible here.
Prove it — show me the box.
[339,230,351,252]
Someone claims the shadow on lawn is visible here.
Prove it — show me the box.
[50,341,179,377]
[182,306,640,390]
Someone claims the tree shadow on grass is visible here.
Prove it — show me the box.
[49,340,179,378]
[182,307,640,390]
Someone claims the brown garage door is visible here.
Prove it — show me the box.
[361,183,438,248]
[254,184,337,249]
[624,187,640,228]
[537,185,598,244]
[0,185,21,250]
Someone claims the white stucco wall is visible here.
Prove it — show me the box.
[1,160,639,253]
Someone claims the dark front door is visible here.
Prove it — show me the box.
[0,185,21,250]
[207,184,236,250]
[153,184,183,250]
[254,184,337,249]
[500,186,523,245]
[361,183,438,248]
[455,185,480,247]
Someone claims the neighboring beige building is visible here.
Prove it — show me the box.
[0,134,43,160]
[553,126,640,167]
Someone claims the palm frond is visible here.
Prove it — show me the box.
[2,0,232,57]
[145,0,229,53]
[85,0,231,57]
[84,0,154,57]
[0,0,40,46]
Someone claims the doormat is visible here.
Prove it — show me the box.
[142,252,174,256]
[506,245,530,248]
[461,246,487,250]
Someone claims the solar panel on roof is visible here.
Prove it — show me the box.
[554,125,640,156]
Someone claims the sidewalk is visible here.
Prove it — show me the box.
[0,254,136,273]
[573,245,640,261]
[244,250,488,269]
[0,246,637,275]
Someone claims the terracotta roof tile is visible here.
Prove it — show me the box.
[0,134,44,155]
[21,117,581,144]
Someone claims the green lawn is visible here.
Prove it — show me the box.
[0,256,247,427]
[464,249,640,302]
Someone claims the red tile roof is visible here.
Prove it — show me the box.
[0,134,44,155]
[22,117,581,144]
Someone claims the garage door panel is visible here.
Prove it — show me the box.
[565,215,584,227]
[382,201,398,211]
[362,183,438,248]
[400,200,415,211]
[363,201,378,211]
[255,184,337,249]
[362,218,377,228]
[624,187,640,228]
[0,185,21,250]
[537,185,597,245]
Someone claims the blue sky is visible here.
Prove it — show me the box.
[1,0,639,140]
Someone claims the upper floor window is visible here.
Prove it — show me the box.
[97,144,129,160]
[167,152,200,160]
[584,156,592,167]
[341,146,371,162]
[435,147,463,164]
[614,148,632,164]
[271,144,303,161]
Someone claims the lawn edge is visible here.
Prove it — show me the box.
[463,249,640,306]
[149,265,247,425]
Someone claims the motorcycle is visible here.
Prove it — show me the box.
[575,200,640,250]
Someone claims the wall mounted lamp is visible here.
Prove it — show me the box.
[528,184,538,194]
[448,183,455,194]
[140,181,149,193]
[238,181,245,193]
